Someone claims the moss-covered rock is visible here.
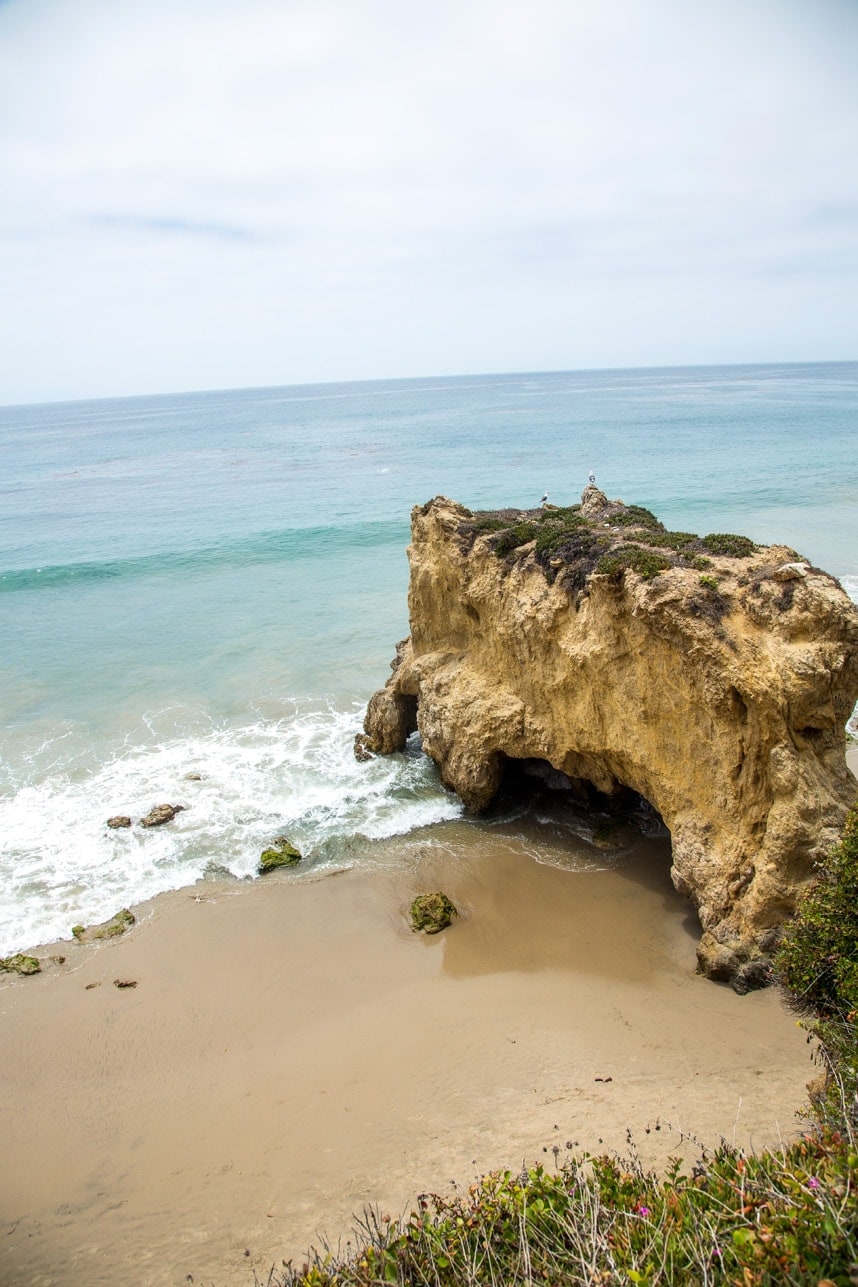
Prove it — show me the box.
[72,908,136,943]
[0,953,41,976]
[258,837,302,874]
[410,892,458,934]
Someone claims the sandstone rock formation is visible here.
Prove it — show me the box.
[139,803,185,828]
[358,491,858,990]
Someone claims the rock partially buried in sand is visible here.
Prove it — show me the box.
[72,908,136,943]
[106,815,132,829]
[139,803,186,828]
[0,953,41,976]
[258,837,302,874]
[113,978,138,989]
[410,892,458,934]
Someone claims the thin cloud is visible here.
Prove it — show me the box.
[0,0,856,402]
[89,214,261,242]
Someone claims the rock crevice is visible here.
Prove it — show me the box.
[359,493,858,989]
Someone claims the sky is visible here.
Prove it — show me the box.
[0,0,856,404]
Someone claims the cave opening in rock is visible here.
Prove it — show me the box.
[487,755,669,853]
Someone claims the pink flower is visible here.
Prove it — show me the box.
[636,1205,651,1217]
[808,1177,820,1191]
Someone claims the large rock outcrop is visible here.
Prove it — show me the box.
[358,491,858,990]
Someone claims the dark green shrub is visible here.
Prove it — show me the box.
[701,532,757,558]
[471,515,507,534]
[607,505,663,530]
[777,804,858,1020]
[537,505,582,524]
[777,803,858,1124]
[534,521,588,554]
[493,523,538,556]
[639,529,698,551]
[596,546,672,581]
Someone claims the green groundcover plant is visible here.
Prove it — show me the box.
[265,804,858,1287]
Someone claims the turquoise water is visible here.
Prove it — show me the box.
[1,363,856,951]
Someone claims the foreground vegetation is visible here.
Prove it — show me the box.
[266,804,858,1287]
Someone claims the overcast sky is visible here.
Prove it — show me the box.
[1,0,856,404]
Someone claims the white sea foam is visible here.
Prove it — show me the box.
[0,707,462,955]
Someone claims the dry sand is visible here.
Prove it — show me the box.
[0,818,827,1287]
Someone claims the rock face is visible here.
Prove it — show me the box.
[360,493,858,989]
[139,803,185,828]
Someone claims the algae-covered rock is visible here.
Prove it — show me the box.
[139,803,186,828]
[0,953,42,976]
[106,815,132,829]
[72,908,136,943]
[258,837,302,874]
[410,892,458,934]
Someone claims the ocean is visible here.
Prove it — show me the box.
[1,362,856,955]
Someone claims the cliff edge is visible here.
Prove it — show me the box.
[358,489,858,990]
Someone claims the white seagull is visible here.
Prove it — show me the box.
[540,492,549,506]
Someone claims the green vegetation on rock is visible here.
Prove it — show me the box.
[71,908,136,942]
[258,837,302,874]
[466,498,762,598]
[533,517,589,555]
[471,515,507,534]
[607,504,663,530]
[410,892,457,934]
[493,523,538,556]
[596,546,672,581]
[701,532,757,558]
[0,953,41,976]
[637,528,699,552]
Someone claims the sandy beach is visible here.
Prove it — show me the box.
[2,786,839,1287]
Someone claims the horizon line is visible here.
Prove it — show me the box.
[2,356,856,413]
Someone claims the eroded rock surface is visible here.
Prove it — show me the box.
[139,803,185,828]
[360,493,858,989]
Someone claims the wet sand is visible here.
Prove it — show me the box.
[0,817,818,1287]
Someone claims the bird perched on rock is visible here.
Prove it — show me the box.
[540,492,549,506]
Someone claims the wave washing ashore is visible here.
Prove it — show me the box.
[1,362,857,954]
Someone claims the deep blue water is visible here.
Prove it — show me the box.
[1,363,856,951]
